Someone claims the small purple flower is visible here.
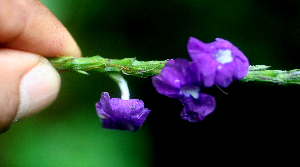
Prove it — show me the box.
[96,92,150,132]
[152,59,216,122]
[152,59,200,98]
[187,37,249,88]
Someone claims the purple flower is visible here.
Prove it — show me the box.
[96,92,150,132]
[152,59,216,122]
[187,37,249,88]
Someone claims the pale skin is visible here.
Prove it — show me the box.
[0,0,81,133]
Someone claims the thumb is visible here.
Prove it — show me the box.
[0,49,60,133]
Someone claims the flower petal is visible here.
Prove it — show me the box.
[152,75,180,98]
[187,37,212,56]
[232,53,250,80]
[180,93,216,122]
[160,59,199,88]
[192,53,218,87]
[97,92,114,117]
[215,63,235,87]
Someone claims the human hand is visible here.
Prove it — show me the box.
[0,0,81,133]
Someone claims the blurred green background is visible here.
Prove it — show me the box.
[1,0,300,166]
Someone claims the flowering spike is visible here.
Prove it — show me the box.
[48,56,300,85]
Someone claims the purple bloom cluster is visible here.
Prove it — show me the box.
[96,92,150,132]
[152,37,249,122]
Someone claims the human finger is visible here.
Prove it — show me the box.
[0,0,81,58]
[0,49,60,133]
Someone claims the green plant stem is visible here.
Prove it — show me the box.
[48,56,166,78]
[48,56,300,85]
[243,65,300,86]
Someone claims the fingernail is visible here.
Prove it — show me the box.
[15,58,61,122]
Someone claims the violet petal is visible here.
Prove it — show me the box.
[180,93,216,122]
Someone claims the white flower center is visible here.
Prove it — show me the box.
[214,49,233,64]
[180,86,200,99]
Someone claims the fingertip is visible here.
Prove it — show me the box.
[0,49,61,133]
[61,36,82,58]
[15,57,61,122]
[0,0,82,58]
